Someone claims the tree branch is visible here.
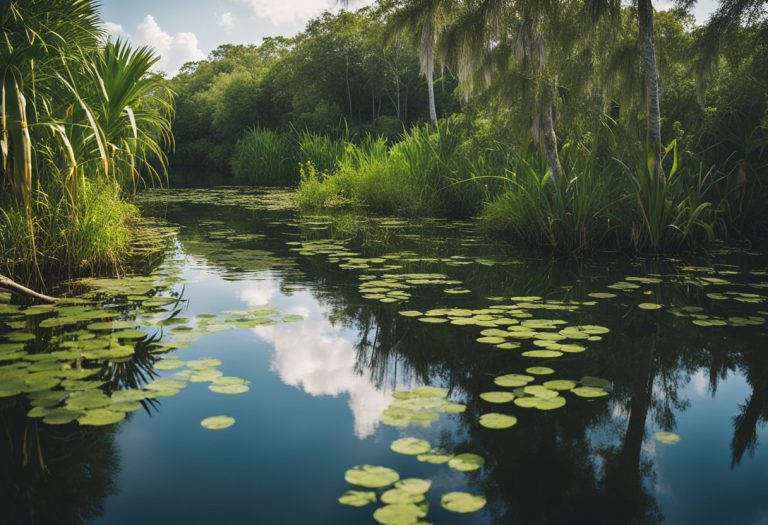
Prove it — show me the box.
[0,274,56,303]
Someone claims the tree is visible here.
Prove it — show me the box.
[387,0,456,125]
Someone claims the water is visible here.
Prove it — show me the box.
[2,187,767,525]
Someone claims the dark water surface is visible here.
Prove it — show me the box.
[2,188,768,525]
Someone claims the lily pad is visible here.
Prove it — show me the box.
[440,492,486,514]
[480,391,515,403]
[655,431,681,444]
[345,465,400,488]
[479,413,518,429]
[391,437,431,455]
[78,409,126,426]
[373,504,427,525]
[200,415,235,430]
[448,453,485,472]
[338,490,377,507]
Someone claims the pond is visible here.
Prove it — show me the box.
[2,187,767,525]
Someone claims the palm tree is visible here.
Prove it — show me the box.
[439,0,564,181]
[638,0,663,164]
[387,0,455,125]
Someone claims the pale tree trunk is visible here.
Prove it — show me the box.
[639,0,663,179]
[420,22,438,125]
[541,87,562,183]
[426,69,437,125]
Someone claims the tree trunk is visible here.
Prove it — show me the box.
[639,0,663,178]
[426,70,437,125]
[0,274,56,303]
[541,87,562,183]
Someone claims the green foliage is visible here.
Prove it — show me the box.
[482,145,621,253]
[231,129,298,186]
[0,0,174,284]
[0,180,137,283]
[297,131,346,174]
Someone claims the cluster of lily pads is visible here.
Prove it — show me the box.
[397,298,610,361]
[138,187,297,212]
[477,370,610,426]
[339,385,488,523]
[359,274,467,304]
[379,386,466,428]
[0,249,302,428]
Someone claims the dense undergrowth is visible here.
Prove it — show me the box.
[0,0,173,288]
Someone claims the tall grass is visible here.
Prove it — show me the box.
[296,130,346,175]
[231,128,298,186]
[1,180,137,284]
[482,144,622,253]
[295,120,496,216]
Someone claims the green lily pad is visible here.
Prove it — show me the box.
[373,504,427,525]
[494,374,534,387]
[338,490,377,507]
[638,303,663,310]
[571,386,609,398]
[480,391,515,403]
[536,396,566,410]
[416,450,453,464]
[526,366,555,375]
[655,431,681,444]
[391,437,431,455]
[209,383,250,394]
[448,453,485,471]
[78,409,126,426]
[200,415,235,430]
[479,413,518,429]
[345,465,400,488]
[395,479,431,494]
[440,492,486,513]
[381,488,425,505]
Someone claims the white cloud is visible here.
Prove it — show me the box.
[104,21,124,37]
[237,0,373,26]
[133,15,205,76]
[692,369,709,396]
[218,11,236,28]
[247,289,403,439]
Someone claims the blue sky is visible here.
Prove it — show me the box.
[99,0,719,76]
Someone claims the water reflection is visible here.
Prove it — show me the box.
[4,190,763,524]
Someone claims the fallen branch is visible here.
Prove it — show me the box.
[0,274,56,303]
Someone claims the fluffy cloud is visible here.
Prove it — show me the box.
[237,0,373,26]
[242,286,402,439]
[218,11,236,28]
[104,21,124,37]
[133,15,205,76]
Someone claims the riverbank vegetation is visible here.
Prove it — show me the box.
[0,0,173,286]
[170,0,767,253]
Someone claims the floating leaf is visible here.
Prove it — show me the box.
[200,415,235,430]
[494,374,534,387]
[391,437,431,455]
[480,391,515,403]
[373,504,427,525]
[526,366,555,375]
[338,490,376,507]
[395,479,431,494]
[441,492,486,513]
[479,413,518,429]
[655,431,681,444]
[345,465,400,488]
[571,387,609,398]
[78,409,125,426]
[448,453,485,472]
[638,303,663,310]
[381,488,425,505]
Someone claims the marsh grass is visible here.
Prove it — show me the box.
[1,180,137,285]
